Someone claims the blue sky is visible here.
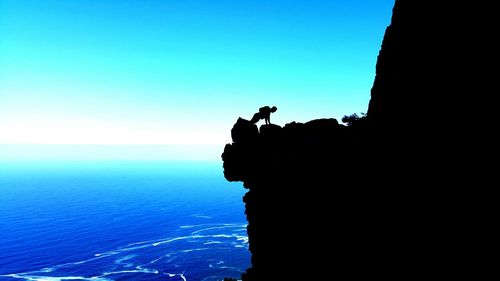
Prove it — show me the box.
[0,0,393,158]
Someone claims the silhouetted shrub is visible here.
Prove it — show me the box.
[342,113,365,126]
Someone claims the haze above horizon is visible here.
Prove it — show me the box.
[1,0,394,154]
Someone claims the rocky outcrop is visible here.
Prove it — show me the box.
[223,118,378,280]
[222,1,484,280]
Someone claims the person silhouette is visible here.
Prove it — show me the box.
[249,106,277,125]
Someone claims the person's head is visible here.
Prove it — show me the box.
[271,106,277,112]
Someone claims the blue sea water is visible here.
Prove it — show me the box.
[0,161,249,281]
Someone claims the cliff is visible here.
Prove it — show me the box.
[222,1,484,280]
[223,118,377,280]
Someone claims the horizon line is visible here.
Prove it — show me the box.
[0,143,226,146]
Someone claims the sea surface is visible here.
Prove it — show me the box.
[0,161,250,281]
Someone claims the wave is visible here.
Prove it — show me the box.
[190,215,213,219]
[1,274,114,281]
[0,222,248,281]
[190,225,245,234]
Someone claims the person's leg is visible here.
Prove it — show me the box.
[250,113,260,124]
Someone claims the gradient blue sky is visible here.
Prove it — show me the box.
[0,0,393,157]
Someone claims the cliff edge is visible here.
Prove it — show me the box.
[223,118,378,280]
[222,1,485,280]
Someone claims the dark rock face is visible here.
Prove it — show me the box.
[367,1,465,128]
[222,1,482,280]
[223,119,377,280]
[231,118,259,144]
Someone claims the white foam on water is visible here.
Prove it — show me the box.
[200,277,240,281]
[179,223,244,229]
[191,225,246,234]
[100,268,159,277]
[217,265,243,271]
[1,274,112,281]
[152,235,203,246]
[148,256,163,264]
[210,234,233,238]
[13,255,107,276]
[181,247,209,253]
[190,214,213,219]
[164,272,187,281]
[1,223,248,281]
[114,254,136,264]
[235,236,249,244]
[208,260,229,269]
[93,251,121,258]
[124,240,156,247]
[203,241,224,245]
[179,223,216,229]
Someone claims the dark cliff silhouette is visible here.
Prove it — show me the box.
[222,1,488,280]
[223,118,373,280]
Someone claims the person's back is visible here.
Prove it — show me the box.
[249,106,277,125]
[259,106,271,114]
[257,106,277,125]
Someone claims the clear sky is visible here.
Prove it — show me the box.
[0,0,393,158]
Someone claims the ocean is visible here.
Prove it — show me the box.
[0,161,250,281]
